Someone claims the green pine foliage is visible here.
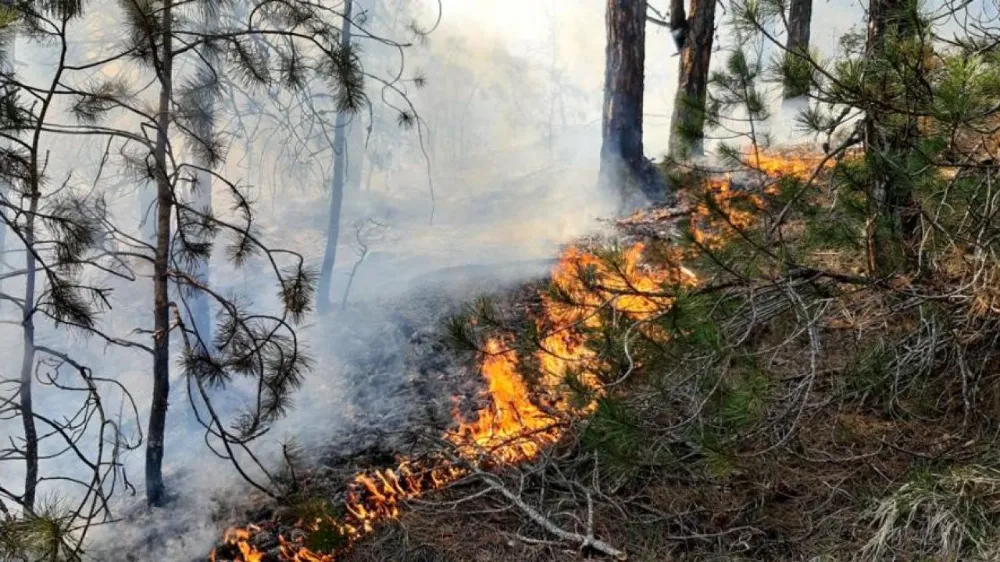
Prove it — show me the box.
[433,0,1000,558]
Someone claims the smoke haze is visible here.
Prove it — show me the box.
[0,0,872,559]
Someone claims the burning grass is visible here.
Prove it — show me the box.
[214,147,948,562]
[212,237,691,561]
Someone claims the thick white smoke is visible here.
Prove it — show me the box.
[0,1,869,560]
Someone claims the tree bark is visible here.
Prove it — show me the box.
[317,0,353,314]
[783,0,813,99]
[668,0,716,161]
[189,172,212,340]
[0,38,12,301]
[19,173,37,512]
[600,0,654,197]
[147,0,174,507]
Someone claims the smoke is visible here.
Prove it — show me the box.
[0,1,873,560]
[0,3,621,561]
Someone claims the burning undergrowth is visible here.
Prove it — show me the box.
[208,243,685,561]
[207,149,836,562]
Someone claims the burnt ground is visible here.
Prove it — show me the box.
[205,258,557,561]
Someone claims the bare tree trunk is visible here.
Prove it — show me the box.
[19,180,37,512]
[668,0,716,161]
[345,119,365,194]
[0,190,5,280]
[317,0,353,315]
[783,0,813,99]
[147,0,174,507]
[19,20,68,513]
[0,38,13,305]
[188,8,219,343]
[600,0,654,197]
[189,171,212,340]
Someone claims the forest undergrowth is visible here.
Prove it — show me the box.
[327,137,1000,562]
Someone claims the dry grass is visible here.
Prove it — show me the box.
[863,465,1000,561]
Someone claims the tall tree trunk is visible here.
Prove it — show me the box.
[189,172,212,340]
[863,0,921,274]
[19,176,37,512]
[0,191,5,285]
[783,0,813,99]
[147,0,174,507]
[20,21,67,513]
[317,0,353,315]
[668,0,716,161]
[600,0,651,196]
[0,37,13,306]
[345,119,365,194]
[188,8,219,343]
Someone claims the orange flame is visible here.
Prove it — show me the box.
[213,244,690,562]
[687,148,835,248]
[749,149,832,181]
[446,338,561,462]
[213,149,822,562]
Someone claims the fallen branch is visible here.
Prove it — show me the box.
[465,462,627,560]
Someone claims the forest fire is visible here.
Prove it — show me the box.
[211,243,683,561]
[686,148,836,248]
[211,149,818,562]
[748,149,833,180]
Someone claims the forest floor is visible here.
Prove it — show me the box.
[211,155,1000,562]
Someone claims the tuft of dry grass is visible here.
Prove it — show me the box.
[863,465,1000,561]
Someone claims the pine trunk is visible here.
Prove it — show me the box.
[189,169,212,341]
[317,0,353,314]
[188,8,218,344]
[20,24,65,512]
[19,181,37,512]
[600,0,649,195]
[668,0,716,161]
[0,38,12,300]
[783,0,812,99]
[147,0,174,507]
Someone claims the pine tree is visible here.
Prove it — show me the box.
[85,0,382,505]
[601,0,664,199]
[783,0,812,99]
[0,1,142,553]
[667,0,718,160]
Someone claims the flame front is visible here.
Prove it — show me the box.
[211,245,674,561]
[212,149,817,562]
[447,338,561,462]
